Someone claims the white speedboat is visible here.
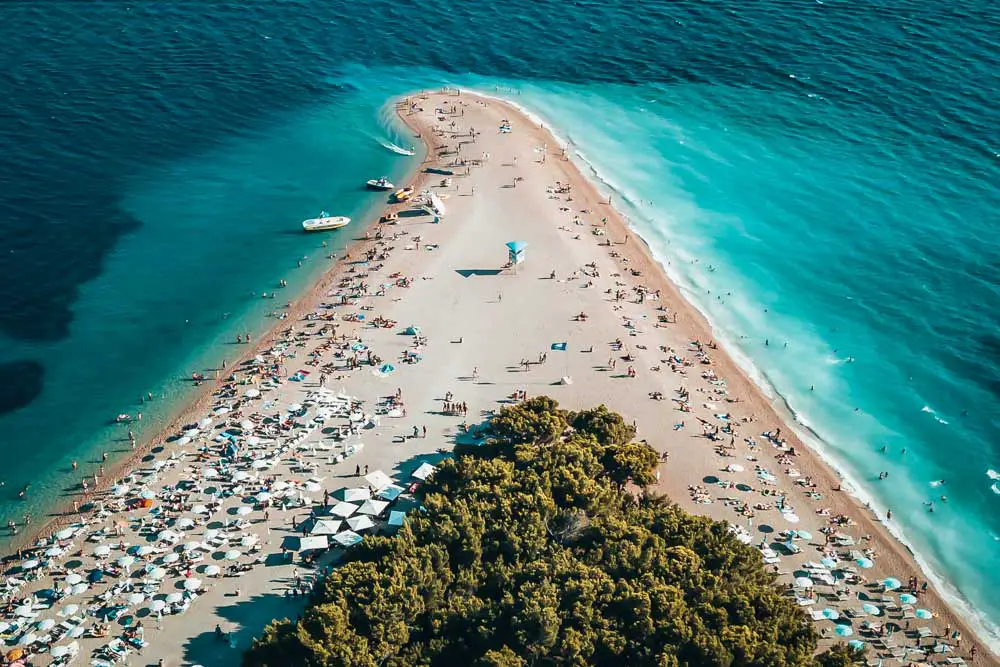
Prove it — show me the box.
[302,212,350,232]
[366,177,394,191]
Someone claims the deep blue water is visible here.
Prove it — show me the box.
[1,0,998,648]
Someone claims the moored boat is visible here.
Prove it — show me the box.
[302,212,351,232]
[366,177,394,191]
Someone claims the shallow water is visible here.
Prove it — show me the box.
[1,0,997,648]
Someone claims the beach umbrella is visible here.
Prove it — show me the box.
[140,488,156,500]
[236,505,253,516]
[204,529,220,541]
[215,406,231,415]
[332,530,363,547]
[4,648,23,661]
[862,603,881,616]
[224,549,241,561]
[71,583,89,595]
[204,565,221,577]
[378,363,395,375]
[899,593,917,604]
[59,604,79,617]
[821,608,840,620]
[834,624,854,637]
[331,501,358,518]
[304,482,322,493]
[127,593,145,606]
[251,459,271,469]
[65,573,83,586]
[346,515,375,532]
[795,530,813,540]
[177,517,195,529]
[149,567,167,580]
[856,557,874,569]
[820,557,838,568]
[848,640,866,651]
[239,419,254,431]
[882,577,902,590]
[112,484,130,496]
[18,632,38,645]
[915,608,933,619]
[50,645,71,658]
[21,559,40,570]
[783,513,800,523]
[165,593,183,604]
[55,527,76,540]
[0,621,9,633]
[192,504,209,515]
[272,480,289,491]
[357,499,388,516]
[256,491,271,503]
[176,436,192,446]
[343,487,371,502]
[150,600,166,613]
[136,545,154,557]
[14,605,34,617]
[233,471,251,482]
[199,417,214,427]
[411,462,436,481]
[288,403,302,412]
[244,388,260,398]
[162,552,180,564]
[240,535,257,547]
[727,463,745,472]
[37,619,56,631]
[45,546,64,557]
[377,484,404,501]
[388,510,407,527]
[202,468,219,479]
[183,541,201,551]
[245,436,261,446]
[117,556,136,568]
[93,545,112,557]
[183,578,202,591]
[184,428,200,437]
[794,576,814,588]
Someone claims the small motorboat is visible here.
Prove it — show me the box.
[380,211,399,224]
[302,212,350,232]
[366,177,394,191]
[392,186,415,203]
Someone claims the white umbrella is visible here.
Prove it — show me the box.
[364,470,394,491]
[21,559,40,570]
[93,545,111,557]
[70,583,89,595]
[176,436,192,446]
[239,419,254,431]
[245,435,261,446]
[304,482,322,493]
[233,471,251,482]
[68,626,85,638]
[158,529,180,541]
[65,573,83,585]
[224,549,241,561]
[346,515,375,532]
[199,417,214,427]
[136,545,154,556]
[37,618,56,631]
[127,593,145,605]
[183,541,201,551]
[162,553,180,564]
[784,513,800,523]
[411,462,437,480]
[140,488,156,500]
[236,505,253,516]
[215,406,231,415]
[202,467,219,479]
[357,499,388,516]
[272,481,289,491]
[244,388,261,398]
[184,428,200,437]
[251,459,271,469]
[192,504,209,515]
[15,604,34,617]
[332,530,363,547]
[18,632,38,645]
[59,603,79,617]
[343,487,371,502]
[204,565,221,577]
[240,535,258,547]
[165,592,183,603]
[204,529,220,541]
[117,556,136,567]
[54,527,76,540]
[113,484,130,496]
[331,501,358,518]
[794,576,814,588]
[177,517,195,529]
[149,567,167,580]
[183,578,202,591]
[256,491,271,503]
[51,645,71,658]
[309,520,342,536]
[288,403,302,412]
[45,546,64,557]
[0,621,9,633]
[150,599,167,612]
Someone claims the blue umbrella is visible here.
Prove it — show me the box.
[820,557,838,568]
[862,603,881,616]
[848,640,865,651]
[378,363,395,375]
[834,624,854,637]
[915,608,933,619]
[795,530,813,540]
[883,577,902,590]
[821,608,840,620]
[856,557,874,569]
[505,241,528,253]
[899,593,917,604]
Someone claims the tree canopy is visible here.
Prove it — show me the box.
[245,398,856,667]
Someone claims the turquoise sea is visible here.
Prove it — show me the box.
[1,0,998,649]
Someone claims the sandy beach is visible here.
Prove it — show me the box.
[0,89,994,667]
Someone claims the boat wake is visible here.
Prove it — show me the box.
[379,139,415,156]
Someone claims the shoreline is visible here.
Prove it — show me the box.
[475,87,1000,655]
[445,88,997,661]
[2,101,429,556]
[2,88,994,665]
